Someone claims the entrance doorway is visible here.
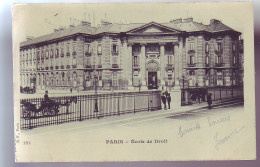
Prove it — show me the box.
[148,72,158,89]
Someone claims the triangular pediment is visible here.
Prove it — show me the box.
[143,27,164,33]
[126,22,182,34]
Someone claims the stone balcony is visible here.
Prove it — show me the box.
[187,63,196,67]
[133,64,140,70]
[165,64,174,70]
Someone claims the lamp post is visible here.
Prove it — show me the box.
[182,75,185,105]
[93,69,99,119]
[138,73,142,92]
[231,69,234,96]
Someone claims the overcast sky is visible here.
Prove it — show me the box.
[13,2,252,42]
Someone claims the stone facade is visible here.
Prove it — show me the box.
[20,18,243,91]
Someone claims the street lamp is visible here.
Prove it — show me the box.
[182,75,185,105]
[231,69,234,96]
[93,69,99,119]
[138,73,142,92]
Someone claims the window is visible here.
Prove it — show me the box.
[189,70,195,75]
[217,43,222,52]
[41,60,44,68]
[189,43,195,50]
[85,57,91,66]
[97,45,102,54]
[45,51,49,59]
[206,56,209,65]
[98,55,102,66]
[112,44,118,53]
[189,55,195,65]
[205,43,209,53]
[232,43,236,52]
[133,56,138,66]
[55,49,59,56]
[85,44,90,53]
[168,55,173,65]
[233,56,237,65]
[72,56,77,66]
[216,56,221,64]
[50,50,53,57]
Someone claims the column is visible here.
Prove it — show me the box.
[127,43,134,88]
[178,39,184,82]
[77,70,84,91]
[174,43,180,86]
[122,39,133,89]
[172,42,182,107]
[159,43,166,88]
[140,43,147,87]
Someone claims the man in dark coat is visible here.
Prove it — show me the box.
[43,90,52,107]
[207,93,212,109]
[166,93,171,109]
[161,93,167,110]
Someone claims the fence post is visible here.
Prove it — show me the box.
[148,95,150,112]
[118,96,120,116]
[220,87,222,100]
[79,96,82,121]
[134,96,136,114]
[29,118,32,129]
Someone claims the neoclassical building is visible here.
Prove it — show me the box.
[19,18,243,91]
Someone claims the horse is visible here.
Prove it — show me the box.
[21,96,78,118]
[57,96,77,114]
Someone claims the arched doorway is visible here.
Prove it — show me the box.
[146,60,160,89]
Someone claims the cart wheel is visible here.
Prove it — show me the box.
[23,109,31,119]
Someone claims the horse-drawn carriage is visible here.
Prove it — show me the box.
[21,96,77,119]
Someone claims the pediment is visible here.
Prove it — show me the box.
[126,22,181,34]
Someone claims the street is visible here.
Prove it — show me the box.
[16,97,247,161]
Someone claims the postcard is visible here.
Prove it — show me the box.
[13,2,255,162]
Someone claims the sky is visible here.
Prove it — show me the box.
[13,2,252,42]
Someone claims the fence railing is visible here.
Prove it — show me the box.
[181,86,243,106]
[20,91,162,130]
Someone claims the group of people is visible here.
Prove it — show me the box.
[161,90,171,110]
[160,88,213,110]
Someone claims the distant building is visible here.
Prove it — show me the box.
[19,18,243,91]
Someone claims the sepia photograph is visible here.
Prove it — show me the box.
[13,2,255,162]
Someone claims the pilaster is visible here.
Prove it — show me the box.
[140,43,147,86]
[159,42,166,87]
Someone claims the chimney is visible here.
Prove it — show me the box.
[26,36,34,41]
[170,18,182,24]
[183,18,193,23]
[101,20,112,26]
[81,21,91,27]
[210,19,221,25]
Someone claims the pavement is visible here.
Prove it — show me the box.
[16,96,246,161]
[21,96,244,135]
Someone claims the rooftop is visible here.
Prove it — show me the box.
[20,18,241,47]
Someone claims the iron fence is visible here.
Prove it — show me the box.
[20,91,162,130]
[181,86,244,106]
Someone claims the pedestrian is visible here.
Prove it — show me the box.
[161,93,167,110]
[207,93,212,109]
[43,90,51,107]
[166,93,171,109]
[165,90,168,96]
[70,87,72,93]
